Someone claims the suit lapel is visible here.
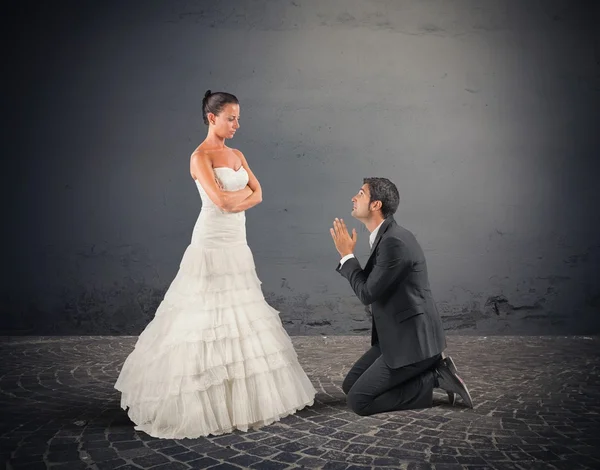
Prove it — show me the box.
[365,216,395,270]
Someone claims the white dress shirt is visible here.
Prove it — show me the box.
[339,219,385,267]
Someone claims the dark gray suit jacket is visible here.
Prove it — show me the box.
[337,216,446,369]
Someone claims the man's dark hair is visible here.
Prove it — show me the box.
[202,90,239,125]
[364,177,400,218]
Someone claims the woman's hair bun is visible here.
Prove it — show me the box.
[201,90,239,126]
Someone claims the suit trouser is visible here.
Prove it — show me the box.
[342,345,440,416]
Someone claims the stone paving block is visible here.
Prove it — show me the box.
[249,460,290,470]
[302,446,328,457]
[272,451,302,463]
[228,453,263,467]
[149,462,189,470]
[95,458,128,470]
[187,456,221,468]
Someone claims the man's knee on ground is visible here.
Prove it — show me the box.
[346,391,372,417]
[342,376,354,395]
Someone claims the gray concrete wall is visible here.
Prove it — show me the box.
[2,0,599,335]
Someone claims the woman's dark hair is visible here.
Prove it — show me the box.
[364,177,400,218]
[202,90,239,125]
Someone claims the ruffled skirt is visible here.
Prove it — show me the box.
[114,242,316,439]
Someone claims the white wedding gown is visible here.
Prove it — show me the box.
[115,166,316,439]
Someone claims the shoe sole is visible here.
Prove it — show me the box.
[445,356,458,375]
[444,357,458,406]
[442,357,473,408]
[452,370,473,408]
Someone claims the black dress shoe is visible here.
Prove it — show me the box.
[435,359,473,408]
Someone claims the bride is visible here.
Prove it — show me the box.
[114,90,316,439]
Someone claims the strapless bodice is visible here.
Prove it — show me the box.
[191,167,249,248]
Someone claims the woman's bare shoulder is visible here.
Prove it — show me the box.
[191,147,212,162]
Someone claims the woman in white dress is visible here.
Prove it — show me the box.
[114,90,316,439]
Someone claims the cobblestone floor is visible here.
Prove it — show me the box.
[1,335,599,470]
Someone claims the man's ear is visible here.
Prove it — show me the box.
[370,200,382,212]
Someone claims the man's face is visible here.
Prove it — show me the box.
[351,184,372,219]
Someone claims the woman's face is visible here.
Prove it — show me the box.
[209,103,240,139]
